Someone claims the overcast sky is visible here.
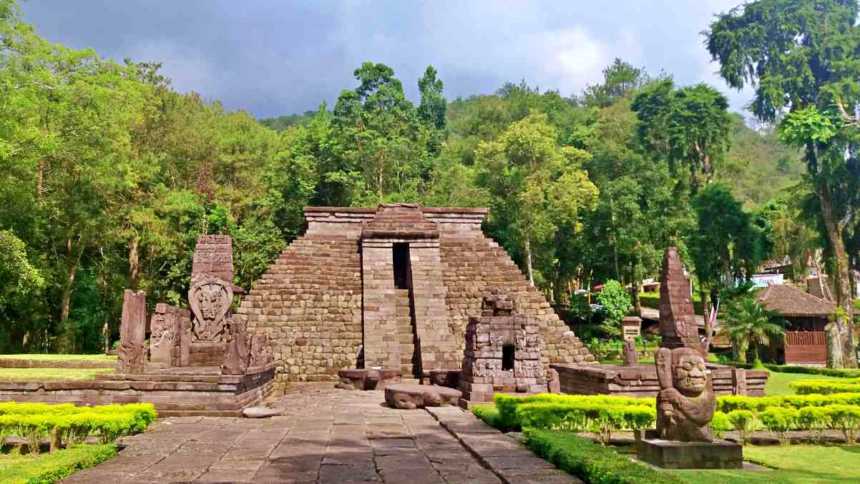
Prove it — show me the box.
[21,0,752,119]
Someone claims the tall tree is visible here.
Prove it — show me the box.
[477,112,598,287]
[418,65,447,131]
[632,80,731,192]
[707,0,860,367]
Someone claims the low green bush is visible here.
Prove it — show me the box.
[471,404,500,428]
[790,380,860,395]
[516,402,655,444]
[759,407,799,444]
[524,428,681,484]
[827,404,860,443]
[710,411,731,437]
[494,393,651,431]
[763,365,860,378]
[726,409,758,444]
[0,402,155,452]
[717,393,860,412]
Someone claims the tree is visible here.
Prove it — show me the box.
[632,80,731,192]
[331,62,433,204]
[721,296,784,364]
[418,65,446,131]
[582,58,648,108]
[688,184,772,302]
[707,0,860,367]
[476,112,598,286]
[596,279,631,336]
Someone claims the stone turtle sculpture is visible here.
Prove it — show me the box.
[384,384,461,409]
[655,347,715,442]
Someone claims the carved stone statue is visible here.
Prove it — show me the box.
[655,347,715,442]
[248,333,274,368]
[221,317,250,375]
[117,290,146,373]
[189,275,233,342]
[622,339,638,366]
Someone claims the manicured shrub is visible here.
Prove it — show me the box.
[471,404,500,428]
[759,407,798,444]
[763,365,860,378]
[726,409,758,444]
[0,402,156,452]
[494,393,651,431]
[515,402,655,444]
[790,380,860,395]
[826,405,860,443]
[524,428,682,484]
[798,406,830,442]
[710,411,731,437]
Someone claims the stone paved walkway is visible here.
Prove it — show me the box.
[63,385,578,484]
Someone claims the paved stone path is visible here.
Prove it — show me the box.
[64,385,578,483]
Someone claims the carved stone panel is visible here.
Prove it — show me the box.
[118,290,146,374]
[189,275,233,342]
[149,303,177,365]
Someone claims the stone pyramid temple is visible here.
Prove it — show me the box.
[237,204,594,382]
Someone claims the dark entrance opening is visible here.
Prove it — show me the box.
[393,243,410,289]
[502,344,515,371]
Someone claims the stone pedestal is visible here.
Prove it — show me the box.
[637,438,742,469]
[336,368,401,390]
[385,383,461,409]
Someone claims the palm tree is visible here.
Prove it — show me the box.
[721,296,784,364]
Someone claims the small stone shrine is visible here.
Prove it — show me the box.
[636,346,742,468]
[459,291,547,403]
[105,235,275,415]
[550,246,768,397]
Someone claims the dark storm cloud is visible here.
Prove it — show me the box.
[21,0,750,118]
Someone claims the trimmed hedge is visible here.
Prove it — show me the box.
[764,365,860,378]
[495,393,652,431]
[493,393,860,444]
[790,380,860,395]
[0,444,116,484]
[0,402,156,452]
[516,402,655,444]
[524,428,682,484]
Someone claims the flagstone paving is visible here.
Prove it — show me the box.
[62,384,578,483]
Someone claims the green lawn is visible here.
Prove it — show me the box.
[0,445,116,483]
[0,354,115,362]
[765,370,846,395]
[0,368,114,380]
[672,445,860,483]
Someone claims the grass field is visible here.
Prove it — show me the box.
[672,445,860,483]
[0,354,115,361]
[764,370,846,396]
[0,368,114,380]
[0,445,116,483]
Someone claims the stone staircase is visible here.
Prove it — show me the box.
[395,289,418,379]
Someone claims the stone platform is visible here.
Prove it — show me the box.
[552,363,767,397]
[637,437,743,469]
[385,384,462,409]
[0,363,276,417]
[64,385,577,483]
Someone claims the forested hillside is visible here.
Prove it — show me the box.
[0,0,811,353]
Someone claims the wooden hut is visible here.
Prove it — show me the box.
[757,284,835,365]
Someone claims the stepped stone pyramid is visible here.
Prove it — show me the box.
[237,204,594,382]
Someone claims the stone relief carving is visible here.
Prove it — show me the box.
[189,275,233,342]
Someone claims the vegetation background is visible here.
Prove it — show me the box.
[2,0,857,361]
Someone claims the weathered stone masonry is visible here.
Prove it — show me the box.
[237,204,594,382]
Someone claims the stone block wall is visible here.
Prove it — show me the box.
[361,241,400,370]
[238,206,594,383]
